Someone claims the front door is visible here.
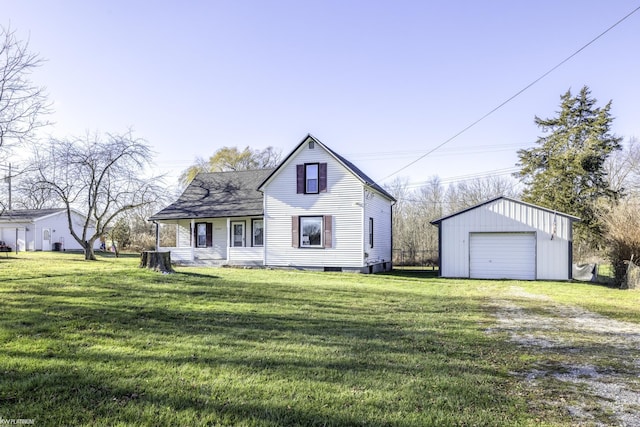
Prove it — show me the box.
[42,228,52,251]
[231,222,245,247]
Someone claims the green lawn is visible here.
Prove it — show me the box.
[0,252,638,426]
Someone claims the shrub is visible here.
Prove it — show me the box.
[600,199,640,283]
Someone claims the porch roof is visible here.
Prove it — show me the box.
[149,169,274,221]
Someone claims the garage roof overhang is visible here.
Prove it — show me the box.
[429,196,581,225]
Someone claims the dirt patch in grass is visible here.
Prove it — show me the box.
[488,286,640,426]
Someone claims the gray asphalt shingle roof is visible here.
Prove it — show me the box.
[0,208,67,222]
[149,169,274,221]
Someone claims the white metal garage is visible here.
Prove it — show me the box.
[430,197,580,281]
[469,232,536,280]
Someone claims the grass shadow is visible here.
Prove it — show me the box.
[387,268,439,279]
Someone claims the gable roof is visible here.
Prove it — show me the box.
[430,196,581,225]
[0,208,67,223]
[149,169,274,221]
[258,134,396,202]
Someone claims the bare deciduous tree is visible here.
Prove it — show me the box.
[605,136,640,196]
[411,177,445,265]
[10,170,56,209]
[599,197,640,283]
[385,176,444,265]
[446,176,519,212]
[116,200,173,251]
[0,25,50,152]
[28,131,163,260]
[386,174,521,265]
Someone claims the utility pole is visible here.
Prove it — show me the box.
[2,163,13,212]
[7,163,11,212]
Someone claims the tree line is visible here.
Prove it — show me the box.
[385,175,520,265]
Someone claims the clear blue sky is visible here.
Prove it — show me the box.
[3,1,639,190]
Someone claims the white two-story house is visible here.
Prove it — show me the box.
[150,135,395,273]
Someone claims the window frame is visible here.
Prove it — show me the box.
[297,163,327,194]
[369,217,374,248]
[252,218,264,247]
[305,163,319,194]
[196,222,208,248]
[300,216,323,248]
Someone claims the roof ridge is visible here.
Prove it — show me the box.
[196,168,276,176]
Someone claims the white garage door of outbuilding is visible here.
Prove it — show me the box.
[469,232,536,280]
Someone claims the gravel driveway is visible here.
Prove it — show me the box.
[489,286,640,426]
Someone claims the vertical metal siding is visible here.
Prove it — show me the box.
[440,198,572,280]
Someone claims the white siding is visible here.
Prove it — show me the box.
[176,220,192,248]
[439,198,573,280]
[228,246,263,265]
[263,142,366,269]
[165,247,194,262]
[364,191,393,268]
[35,211,97,251]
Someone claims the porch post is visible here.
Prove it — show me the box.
[190,219,195,261]
[153,221,159,250]
[226,218,231,263]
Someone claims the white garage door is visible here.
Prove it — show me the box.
[469,232,536,280]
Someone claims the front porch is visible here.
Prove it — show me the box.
[155,217,265,267]
[157,245,264,266]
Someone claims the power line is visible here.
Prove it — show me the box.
[343,141,532,161]
[381,4,640,182]
[405,167,520,189]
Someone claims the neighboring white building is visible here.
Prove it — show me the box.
[0,208,101,252]
[150,134,396,273]
[430,196,580,281]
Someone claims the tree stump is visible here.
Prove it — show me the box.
[139,251,174,273]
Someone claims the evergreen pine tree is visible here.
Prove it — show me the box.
[516,86,622,247]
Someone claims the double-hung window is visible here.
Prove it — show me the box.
[252,219,264,247]
[297,163,327,194]
[305,164,319,194]
[196,223,210,248]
